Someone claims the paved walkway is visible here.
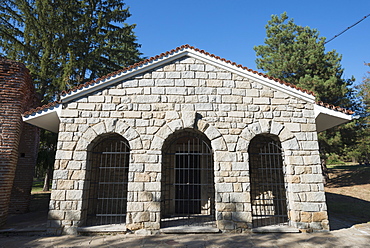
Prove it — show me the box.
[0,223,370,248]
[1,206,369,247]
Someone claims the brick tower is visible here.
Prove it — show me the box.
[0,56,39,226]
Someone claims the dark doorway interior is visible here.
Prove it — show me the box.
[175,153,201,214]
[86,134,130,226]
[162,130,215,227]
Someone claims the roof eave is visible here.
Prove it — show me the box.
[314,105,353,132]
[61,50,192,103]
[22,104,61,133]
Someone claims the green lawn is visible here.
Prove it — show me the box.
[31,180,50,193]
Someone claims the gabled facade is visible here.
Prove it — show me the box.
[24,45,353,234]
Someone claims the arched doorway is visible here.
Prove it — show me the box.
[86,133,130,226]
[249,134,288,227]
[161,130,215,227]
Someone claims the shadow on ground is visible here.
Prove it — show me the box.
[326,165,370,187]
[324,165,370,230]
[326,192,370,230]
[1,230,370,248]
[2,193,49,231]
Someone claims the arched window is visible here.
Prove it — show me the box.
[249,134,288,227]
[86,134,130,226]
[161,130,215,227]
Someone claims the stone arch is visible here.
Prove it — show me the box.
[150,115,227,153]
[75,119,143,152]
[85,133,130,226]
[236,120,300,154]
[151,115,226,228]
[248,134,288,227]
[238,120,301,228]
[160,128,215,226]
[75,120,142,227]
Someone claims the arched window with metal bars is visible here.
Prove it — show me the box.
[249,134,288,228]
[86,133,130,226]
[161,130,215,228]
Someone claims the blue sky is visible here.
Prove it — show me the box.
[125,0,370,86]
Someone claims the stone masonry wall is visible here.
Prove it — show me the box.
[48,56,328,234]
[0,57,39,226]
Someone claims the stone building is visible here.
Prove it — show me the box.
[23,45,353,235]
[0,57,39,227]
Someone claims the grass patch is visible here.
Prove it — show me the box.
[326,164,370,188]
[327,163,366,169]
[31,180,51,194]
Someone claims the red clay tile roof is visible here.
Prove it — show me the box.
[60,44,315,97]
[22,44,354,116]
[23,101,60,117]
[316,101,354,115]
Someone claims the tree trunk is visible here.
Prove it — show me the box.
[42,169,52,191]
[321,159,329,185]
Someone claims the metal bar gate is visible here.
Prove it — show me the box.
[87,135,130,226]
[162,134,215,227]
[249,136,288,228]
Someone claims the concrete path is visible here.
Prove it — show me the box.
[1,223,370,248]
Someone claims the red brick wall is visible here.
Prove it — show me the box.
[9,123,40,214]
[0,56,39,226]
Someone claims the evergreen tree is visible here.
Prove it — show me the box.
[0,0,142,103]
[254,12,360,169]
[254,12,354,107]
[358,63,370,113]
[348,63,370,164]
[0,0,142,190]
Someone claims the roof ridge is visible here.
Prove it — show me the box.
[60,44,316,97]
[22,45,353,117]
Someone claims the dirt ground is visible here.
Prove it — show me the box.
[325,164,370,230]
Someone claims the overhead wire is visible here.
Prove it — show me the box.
[325,14,370,44]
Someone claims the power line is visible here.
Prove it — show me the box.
[325,14,370,44]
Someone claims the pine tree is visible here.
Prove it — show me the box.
[0,0,142,103]
[254,12,360,170]
[348,63,370,164]
[254,12,354,107]
[0,0,142,190]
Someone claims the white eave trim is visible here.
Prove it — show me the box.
[314,105,353,132]
[61,50,192,103]
[61,48,316,104]
[22,104,62,133]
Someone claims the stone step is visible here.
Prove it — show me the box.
[252,225,300,233]
[77,224,127,234]
[160,226,220,234]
